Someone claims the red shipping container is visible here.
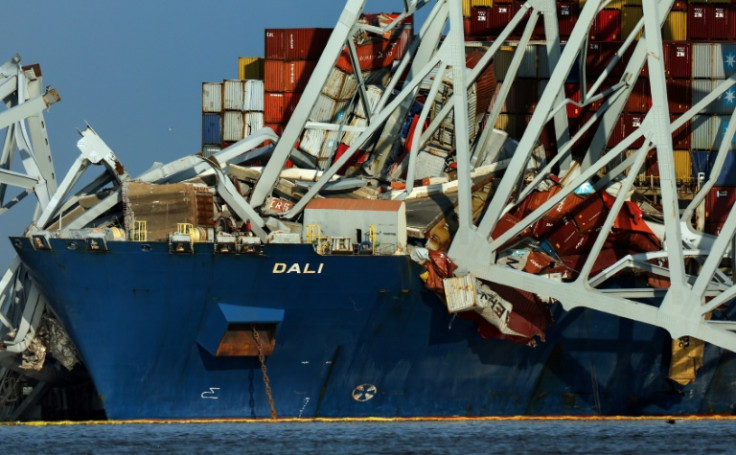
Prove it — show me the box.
[667,78,691,115]
[466,49,497,116]
[608,115,626,149]
[503,78,538,114]
[665,42,692,79]
[264,92,302,124]
[625,78,649,113]
[264,60,316,92]
[623,113,646,149]
[264,28,332,60]
[489,4,519,37]
[688,5,709,40]
[705,186,736,224]
[525,115,558,155]
[470,7,491,36]
[671,115,691,150]
[335,39,399,73]
[534,1,578,39]
[711,6,731,41]
[590,9,621,42]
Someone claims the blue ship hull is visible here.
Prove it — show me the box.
[11,237,736,419]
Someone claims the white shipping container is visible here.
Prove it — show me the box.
[318,131,341,168]
[202,82,222,113]
[692,43,713,79]
[310,94,351,123]
[414,149,447,179]
[322,68,359,101]
[341,115,368,147]
[223,79,244,111]
[354,85,385,119]
[243,80,264,112]
[443,275,477,313]
[692,79,715,114]
[223,111,244,142]
[691,115,715,150]
[299,128,326,158]
[244,112,264,136]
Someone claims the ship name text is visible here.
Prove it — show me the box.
[272,262,324,274]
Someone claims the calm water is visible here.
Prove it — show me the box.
[2,419,735,454]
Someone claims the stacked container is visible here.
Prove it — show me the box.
[263,28,332,136]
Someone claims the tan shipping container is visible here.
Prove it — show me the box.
[674,150,692,183]
[662,11,687,41]
[463,0,472,17]
[238,57,264,80]
[621,6,643,40]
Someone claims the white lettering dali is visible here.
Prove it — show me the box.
[272,262,324,274]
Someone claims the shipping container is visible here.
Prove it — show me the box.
[223,79,244,111]
[625,78,649,113]
[202,144,221,158]
[470,6,491,36]
[674,150,692,182]
[671,114,692,150]
[335,38,399,73]
[716,79,736,114]
[692,43,713,79]
[621,5,643,41]
[692,79,715,113]
[557,1,578,38]
[463,0,472,17]
[238,57,264,80]
[713,43,736,79]
[264,92,302,124]
[691,115,716,150]
[243,80,264,112]
[662,10,688,41]
[322,68,359,101]
[668,78,691,114]
[710,6,731,40]
[202,82,223,113]
[590,9,621,42]
[692,150,711,182]
[623,113,646,149]
[715,115,736,151]
[243,112,264,136]
[688,5,709,40]
[501,78,538,114]
[705,185,736,223]
[489,4,519,36]
[665,42,691,79]
[354,85,384,118]
[264,60,317,92]
[264,28,332,60]
[223,111,244,142]
[202,113,222,145]
[309,94,351,123]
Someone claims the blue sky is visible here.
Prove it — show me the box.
[0,0,410,268]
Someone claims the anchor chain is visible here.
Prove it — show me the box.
[252,324,277,419]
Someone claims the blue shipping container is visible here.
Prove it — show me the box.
[691,150,711,182]
[202,113,222,145]
[710,150,736,186]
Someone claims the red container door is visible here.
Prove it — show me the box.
[470,7,491,36]
[264,92,302,124]
[688,5,709,41]
[265,29,285,60]
[711,6,730,41]
[557,1,578,39]
[625,79,649,113]
[666,42,692,79]
[591,9,621,42]
[668,78,692,114]
[671,115,691,150]
[706,186,736,224]
[489,4,518,36]
[624,113,646,149]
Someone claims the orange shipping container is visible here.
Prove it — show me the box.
[264,60,317,92]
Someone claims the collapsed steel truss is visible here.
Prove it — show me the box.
[3,0,736,416]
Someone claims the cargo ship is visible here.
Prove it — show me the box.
[3,0,736,419]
